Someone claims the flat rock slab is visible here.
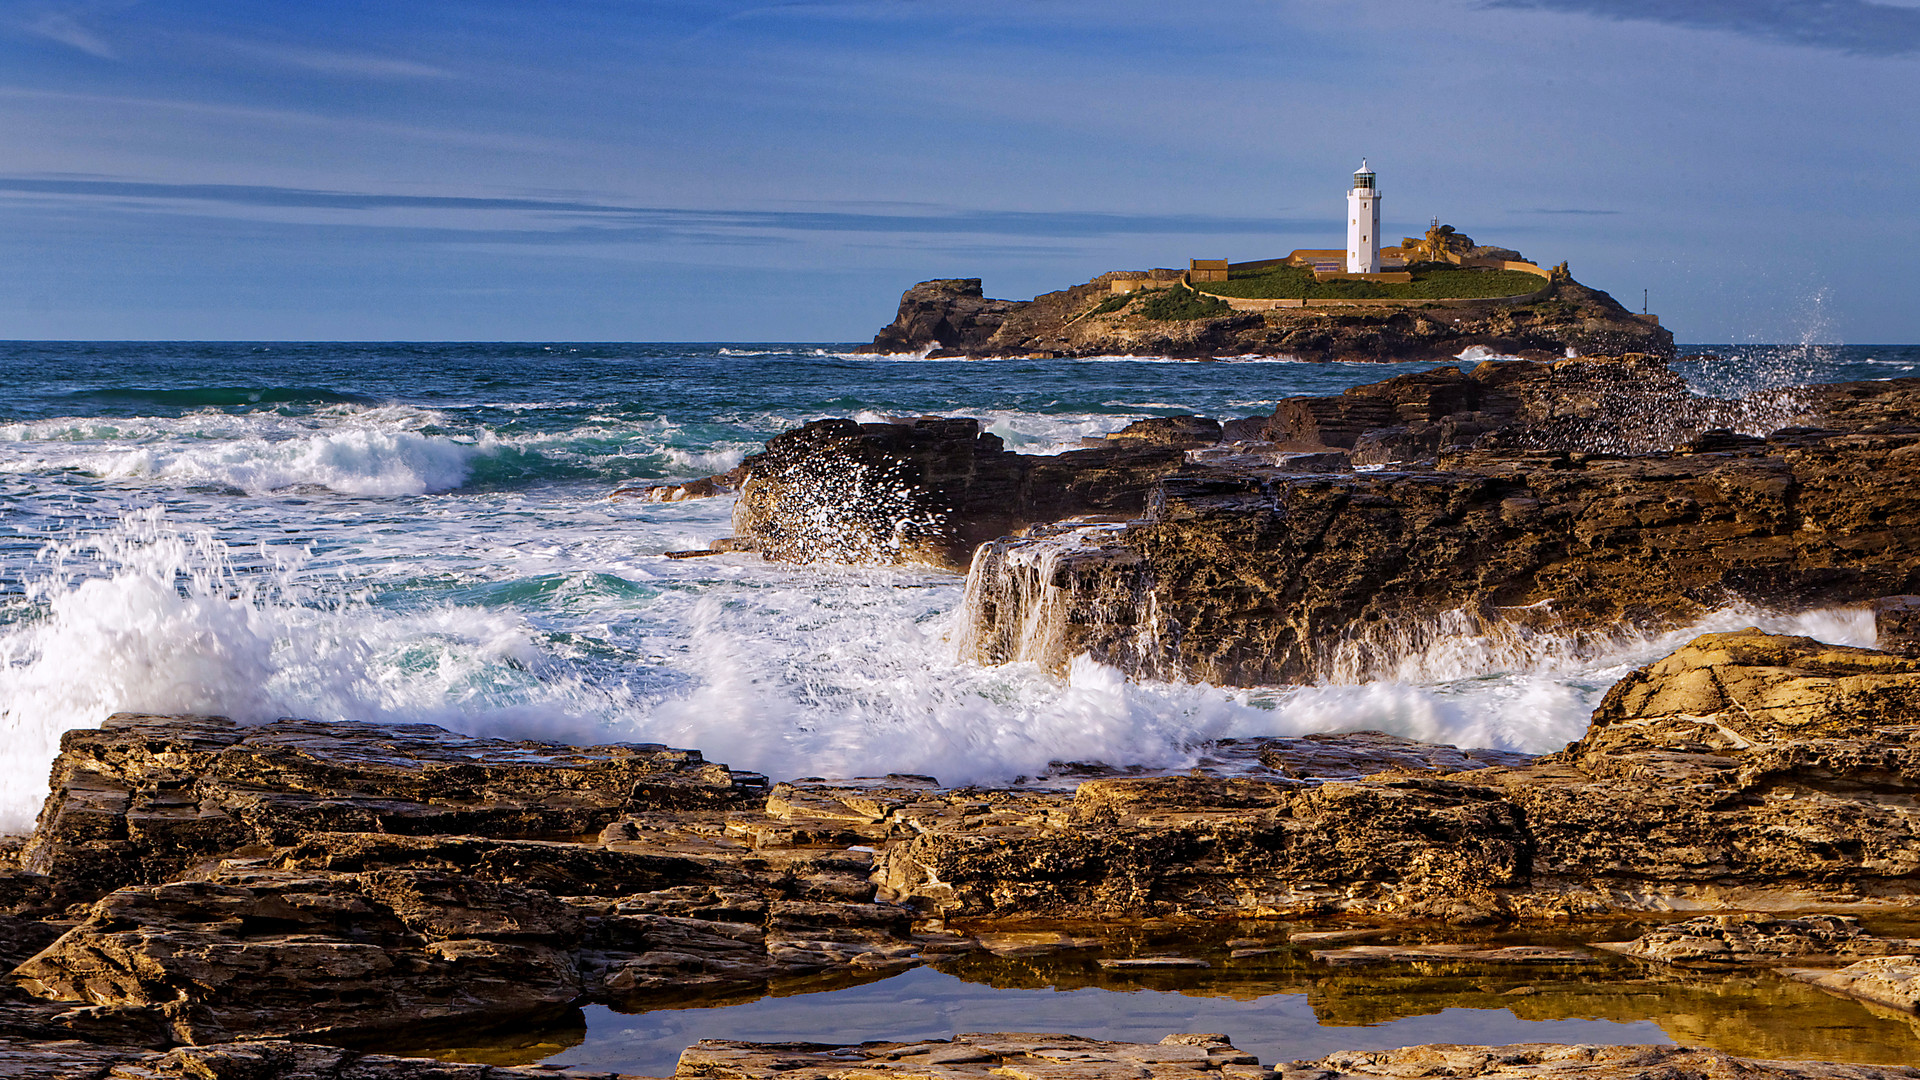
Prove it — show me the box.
[1283,1043,1920,1079]
[1594,914,1920,966]
[1097,957,1212,969]
[1310,944,1593,967]
[1287,929,1391,945]
[678,1032,1263,1079]
[0,1036,654,1080]
[1783,957,1920,1013]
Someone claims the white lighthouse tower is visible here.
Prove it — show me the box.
[1346,160,1381,273]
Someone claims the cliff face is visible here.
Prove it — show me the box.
[859,274,1673,361]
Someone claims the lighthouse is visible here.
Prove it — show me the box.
[1346,160,1381,273]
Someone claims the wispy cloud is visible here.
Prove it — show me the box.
[209,38,455,80]
[1488,0,1920,56]
[0,175,1324,241]
[22,12,115,58]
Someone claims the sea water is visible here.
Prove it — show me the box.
[0,341,1914,832]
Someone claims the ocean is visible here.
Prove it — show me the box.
[2,340,1914,833]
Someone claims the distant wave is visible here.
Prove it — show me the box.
[64,385,383,411]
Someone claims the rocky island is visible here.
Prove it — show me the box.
[859,222,1672,361]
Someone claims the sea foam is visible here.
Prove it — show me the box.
[0,503,1884,836]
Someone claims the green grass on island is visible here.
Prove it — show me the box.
[1136,286,1231,320]
[1198,264,1547,301]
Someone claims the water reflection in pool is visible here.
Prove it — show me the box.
[432,925,1920,1076]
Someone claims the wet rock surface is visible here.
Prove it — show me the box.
[3,634,1920,1065]
[1785,957,1920,1014]
[876,630,1920,923]
[960,368,1920,684]
[20,1033,1916,1080]
[1286,1044,1918,1080]
[722,415,1209,569]
[680,1032,1268,1080]
[9,631,1920,1058]
[1596,914,1920,966]
[721,361,1920,675]
[858,274,1673,362]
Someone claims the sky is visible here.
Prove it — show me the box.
[0,0,1915,343]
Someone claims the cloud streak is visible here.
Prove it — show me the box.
[208,38,456,80]
[1488,0,1920,55]
[0,175,1325,240]
[22,12,115,58]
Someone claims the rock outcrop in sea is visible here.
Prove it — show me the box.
[859,274,1673,361]
[711,358,1920,684]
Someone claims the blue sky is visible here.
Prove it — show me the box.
[0,1,1915,342]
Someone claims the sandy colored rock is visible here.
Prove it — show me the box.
[1284,1043,1919,1080]
[676,1032,1261,1080]
[1309,944,1591,967]
[1596,914,1920,966]
[1784,956,1920,1013]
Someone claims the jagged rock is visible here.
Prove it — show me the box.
[610,465,747,503]
[719,358,1916,581]
[723,415,1200,569]
[1595,914,1920,966]
[1099,415,1224,447]
[859,273,1673,362]
[867,279,1021,355]
[1874,595,1920,656]
[959,403,1920,684]
[1264,357,1738,459]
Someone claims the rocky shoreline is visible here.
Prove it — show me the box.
[7,357,1920,1075]
[3,628,1920,1073]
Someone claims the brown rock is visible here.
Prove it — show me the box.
[1288,1043,1919,1080]
[1308,944,1592,967]
[677,1032,1264,1080]
[1595,914,1920,966]
[1783,956,1920,1013]
[1874,595,1920,656]
[725,416,1198,569]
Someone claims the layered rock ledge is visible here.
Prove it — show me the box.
[3,630,1919,1060]
[11,1034,1918,1080]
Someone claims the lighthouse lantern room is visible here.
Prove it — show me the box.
[1346,160,1381,273]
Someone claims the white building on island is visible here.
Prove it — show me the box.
[1346,160,1381,273]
